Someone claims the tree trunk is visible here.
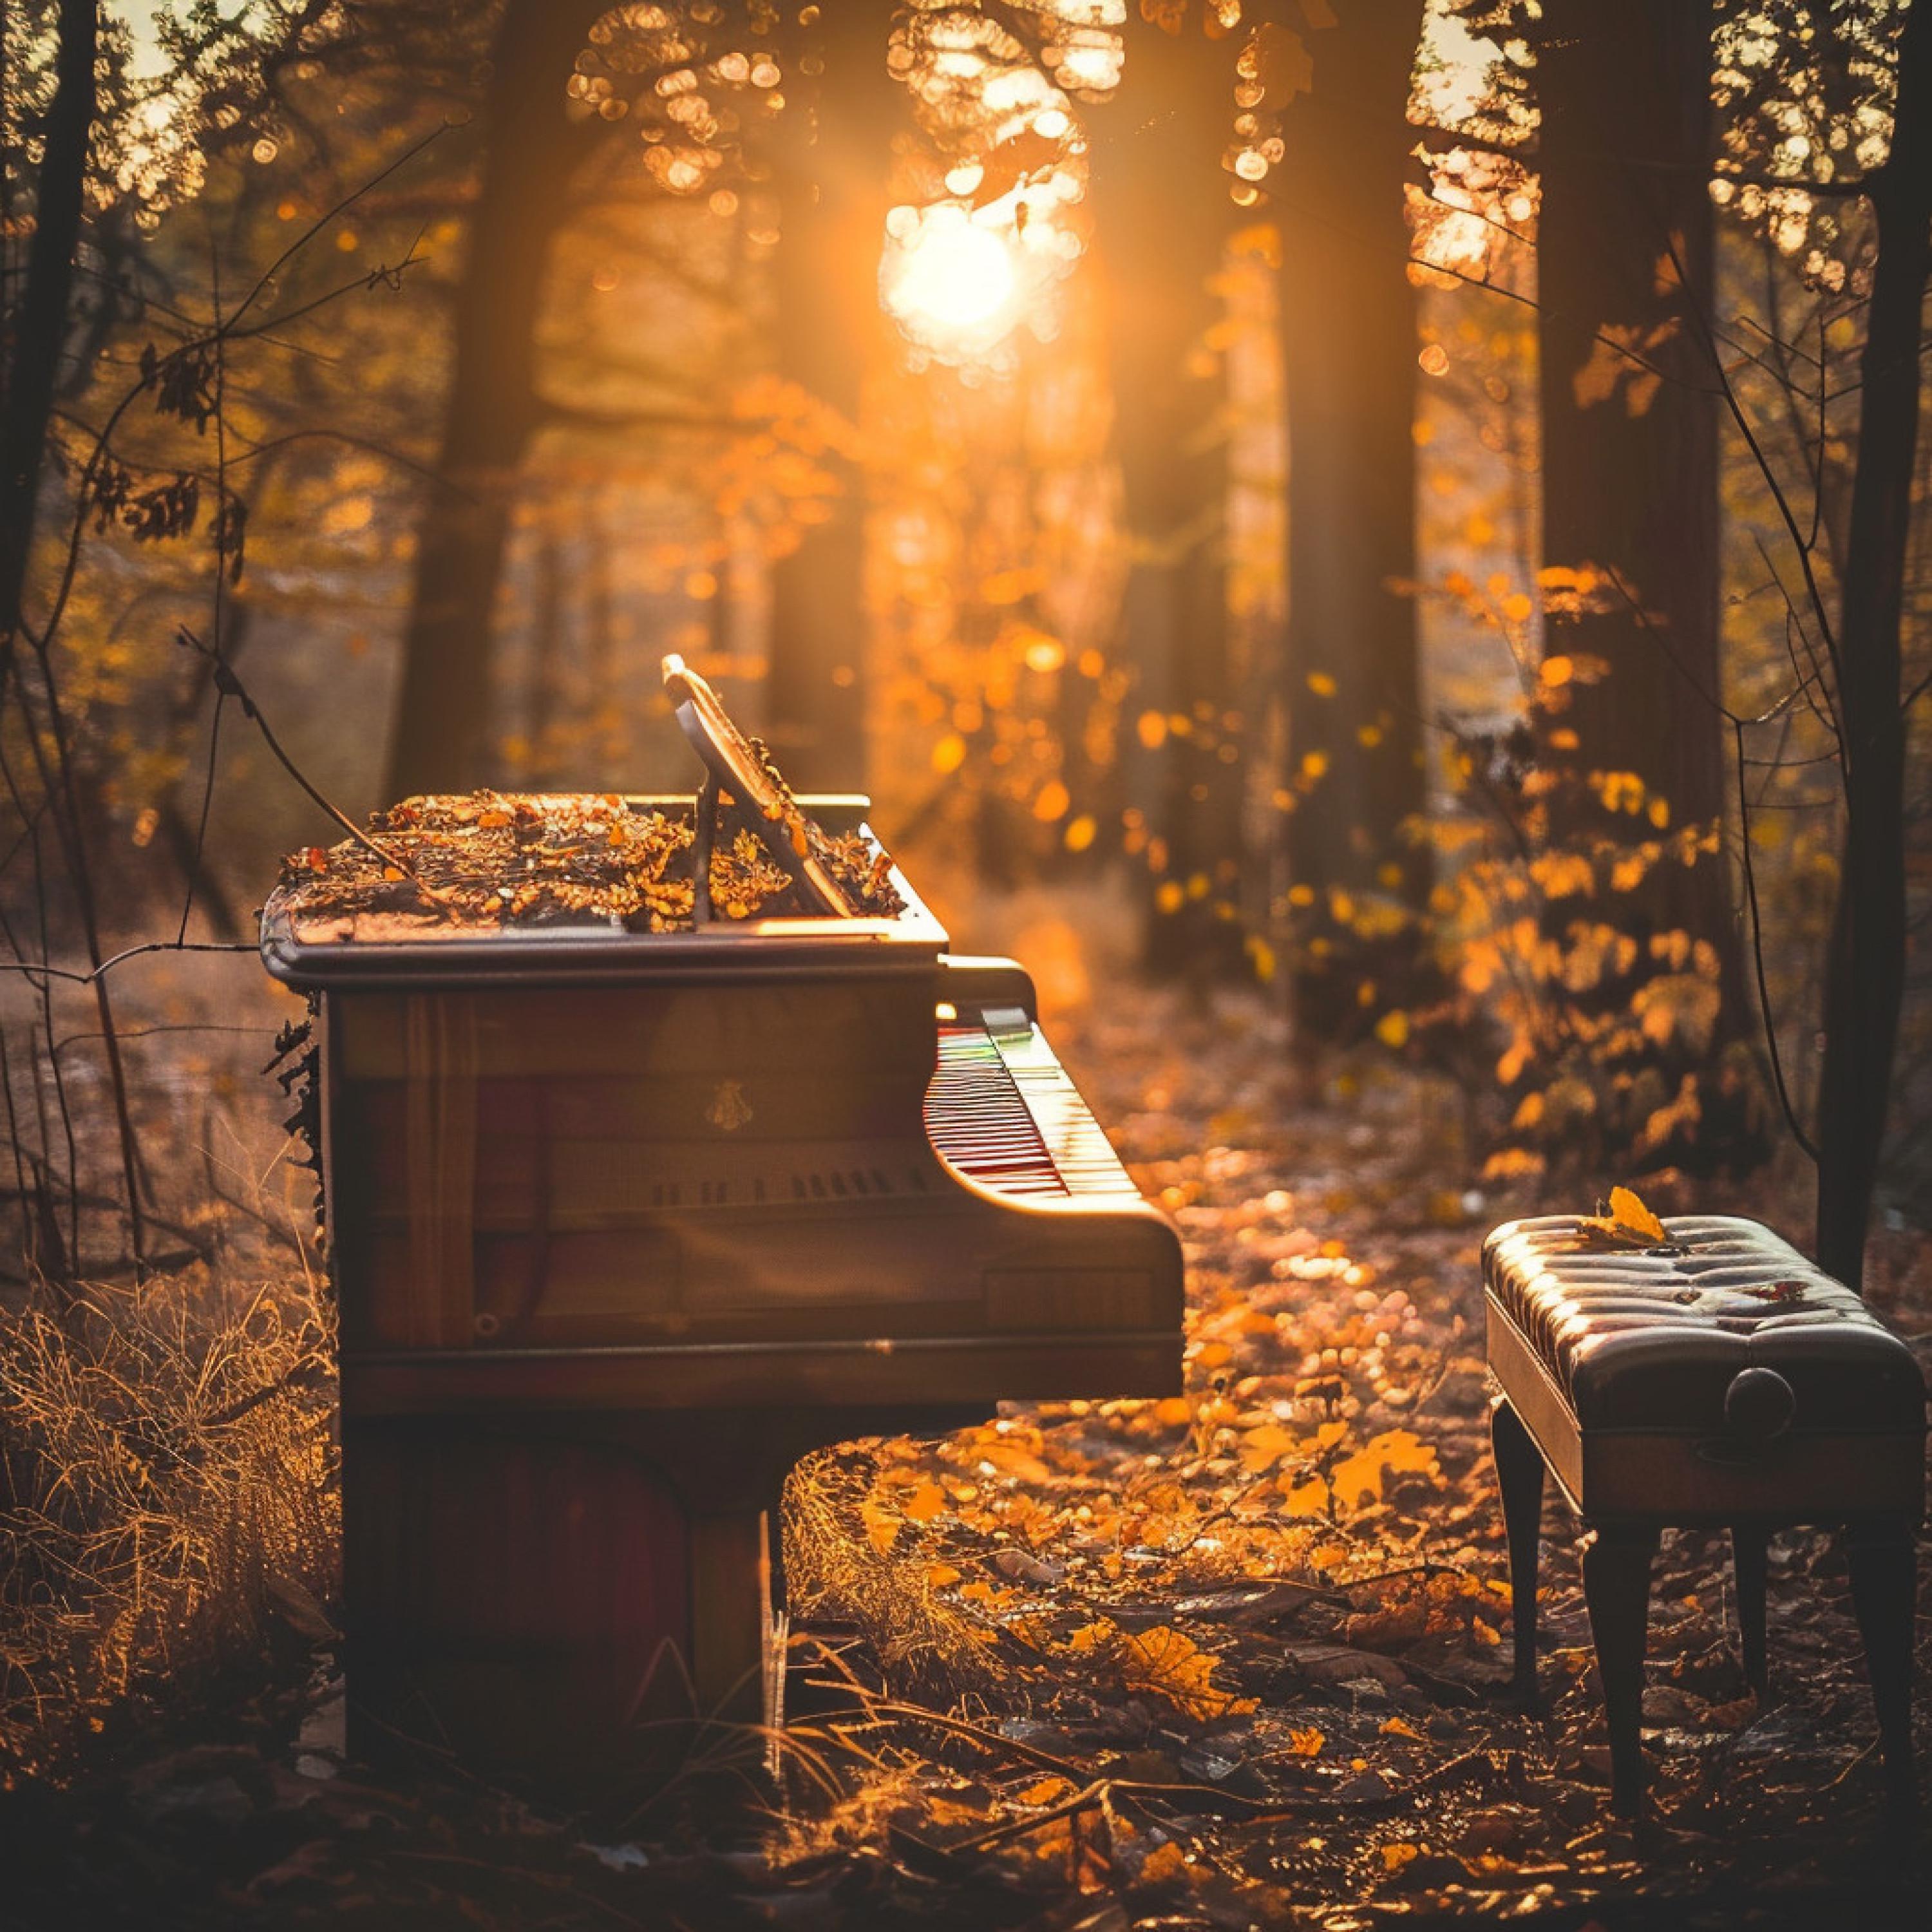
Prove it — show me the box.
[1,0,97,645]
[1814,0,1931,1288]
[1090,34,1239,978]
[383,0,603,801]
[764,1,900,795]
[1278,0,1430,1035]
[1535,1,1752,1115]
[0,0,149,1269]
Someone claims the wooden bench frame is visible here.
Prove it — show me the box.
[1490,1393,1920,1819]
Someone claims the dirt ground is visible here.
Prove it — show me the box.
[1,965,1929,1929]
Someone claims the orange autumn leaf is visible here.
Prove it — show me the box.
[1238,1423,1299,1473]
[1067,1620,1121,1655]
[1325,1428,1442,1513]
[1137,1841,1191,1886]
[1017,1775,1075,1806]
[860,1498,900,1555]
[1115,1624,1258,1723]
[1578,1183,1669,1247]
[901,1479,947,1524]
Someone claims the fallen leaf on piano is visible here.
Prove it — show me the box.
[1577,1184,1669,1247]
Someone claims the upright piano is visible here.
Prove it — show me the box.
[260,662,1183,1770]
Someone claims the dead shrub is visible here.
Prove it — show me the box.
[0,1264,337,1779]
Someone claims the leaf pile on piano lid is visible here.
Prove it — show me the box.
[268,788,897,942]
[734,729,906,919]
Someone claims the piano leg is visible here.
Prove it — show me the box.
[339,1405,992,1780]
[693,1411,990,1719]
[688,1505,785,1717]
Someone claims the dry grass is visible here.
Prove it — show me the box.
[787,1444,1011,1705]
[0,1263,336,1780]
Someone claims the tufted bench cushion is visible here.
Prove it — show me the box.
[1485,1213,1925,1817]
[1484,1214,1926,1522]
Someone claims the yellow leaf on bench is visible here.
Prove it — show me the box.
[1578,1183,1667,1247]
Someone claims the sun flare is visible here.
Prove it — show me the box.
[882,205,1019,347]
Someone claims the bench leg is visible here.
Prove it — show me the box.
[1491,1398,1544,1708]
[1844,1520,1918,1811]
[1731,1524,1770,1696]
[1583,1523,1658,1820]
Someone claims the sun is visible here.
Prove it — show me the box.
[882,204,1019,349]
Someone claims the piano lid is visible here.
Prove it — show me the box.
[261,663,947,989]
[260,794,947,989]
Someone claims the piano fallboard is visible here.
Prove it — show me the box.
[321,978,1182,1408]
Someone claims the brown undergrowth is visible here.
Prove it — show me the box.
[0,1263,336,1783]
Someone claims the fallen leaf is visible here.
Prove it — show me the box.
[1116,1624,1258,1722]
[860,1498,900,1555]
[1579,1184,1669,1247]
[902,1479,947,1524]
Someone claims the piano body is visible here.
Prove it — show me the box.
[262,783,1182,1770]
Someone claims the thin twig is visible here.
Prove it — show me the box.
[1734,716,1821,1163]
[174,627,422,880]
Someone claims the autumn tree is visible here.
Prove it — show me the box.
[1274,0,1432,1036]
[1530,0,1757,1153]
[1710,0,1932,1282]
[382,0,608,800]
[1088,27,1243,976]
[1,0,338,1267]
[763,1,903,794]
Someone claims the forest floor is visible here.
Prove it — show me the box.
[2,960,1929,1929]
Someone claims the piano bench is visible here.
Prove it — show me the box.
[1483,1215,1926,1820]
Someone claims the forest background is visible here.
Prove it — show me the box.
[1,0,1930,1921]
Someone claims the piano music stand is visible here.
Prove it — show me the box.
[663,652,857,919]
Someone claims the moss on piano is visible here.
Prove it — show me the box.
[272,788,904,944]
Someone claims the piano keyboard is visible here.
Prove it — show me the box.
[925,1007,1139,1200]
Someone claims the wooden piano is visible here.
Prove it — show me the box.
[260,661,1183,1773]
